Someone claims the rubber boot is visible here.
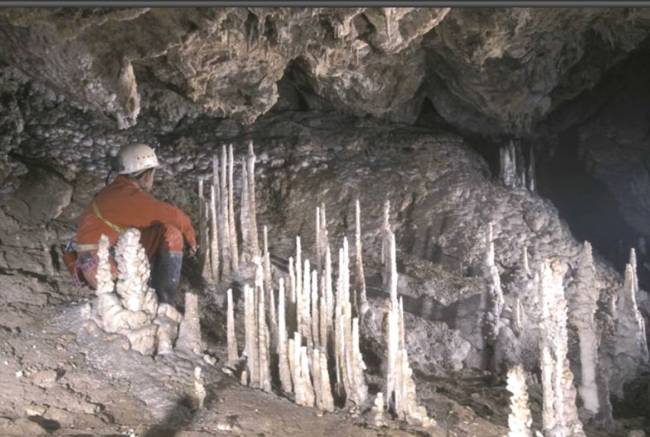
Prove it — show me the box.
[151,250,183,306]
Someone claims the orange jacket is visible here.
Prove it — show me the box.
[76,175,197,250]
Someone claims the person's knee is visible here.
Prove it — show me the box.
[161,224,183,252]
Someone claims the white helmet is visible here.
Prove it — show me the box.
[116,143,160,175]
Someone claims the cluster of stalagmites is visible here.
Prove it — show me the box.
[91,229,202,356]
[501,241,649,436]
[199,142,433,426]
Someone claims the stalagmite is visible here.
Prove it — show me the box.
[567,242,601,416]
[96,234,115,297]
[350,317,368,405]
[246,141,260,259]
[355,199,369,316]
[309,270,319,347]
[483,222,504,369]
[319,349,335,412]
[240,160,250,261]
[94,232,160,355]
[371,393,386,427]
[312,348,323,408]
[296,236,303,319]
[209,184,220,281]
[277,278,293,393]
[176,292,203,355]
[114,228,157,316]
[381,199,392,290]
[300,346,316,407]
[243,284,259,387]
[155,303,182,355]
[257,261,272,392]
[384,229,433,427]
[228,144,239,272]
[319,274,329,353]
[302,259,313,346]
[226,288,239,368]
[539,261,585,437]
[193,366,207,409]
[611,249,649,396]
[523,246,530,277]
[507,365,533,437]
[324,245,334,345]
[316,206,321,270]
[262,226,277,344]
[197,178,211,281]
[220,146,232,276]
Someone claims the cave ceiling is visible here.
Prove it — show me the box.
[1,7,649,137]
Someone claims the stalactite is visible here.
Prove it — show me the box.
[277,278,293,393]
[176,292,203,355]
[527,146,536,192]
[507,365,533,437]
[228,143,239,273]
[500,140,517,189]
[567,242,600,416]
[220,145,232,276]
[355,199,369,316]
[226,288,239,368]
[539,261,585,437]
[246,141,260,259]
[209,184,220,281]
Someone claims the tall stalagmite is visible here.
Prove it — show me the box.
[227,288,239,367]
[567,242,601,416]
[608,249,650,399]
[355,199,369,316]
[507,365,533,437]
[539,261,585,437]
[246,141,260,259]
[227,144,240,273]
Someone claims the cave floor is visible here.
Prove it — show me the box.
[0,273,516,437]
